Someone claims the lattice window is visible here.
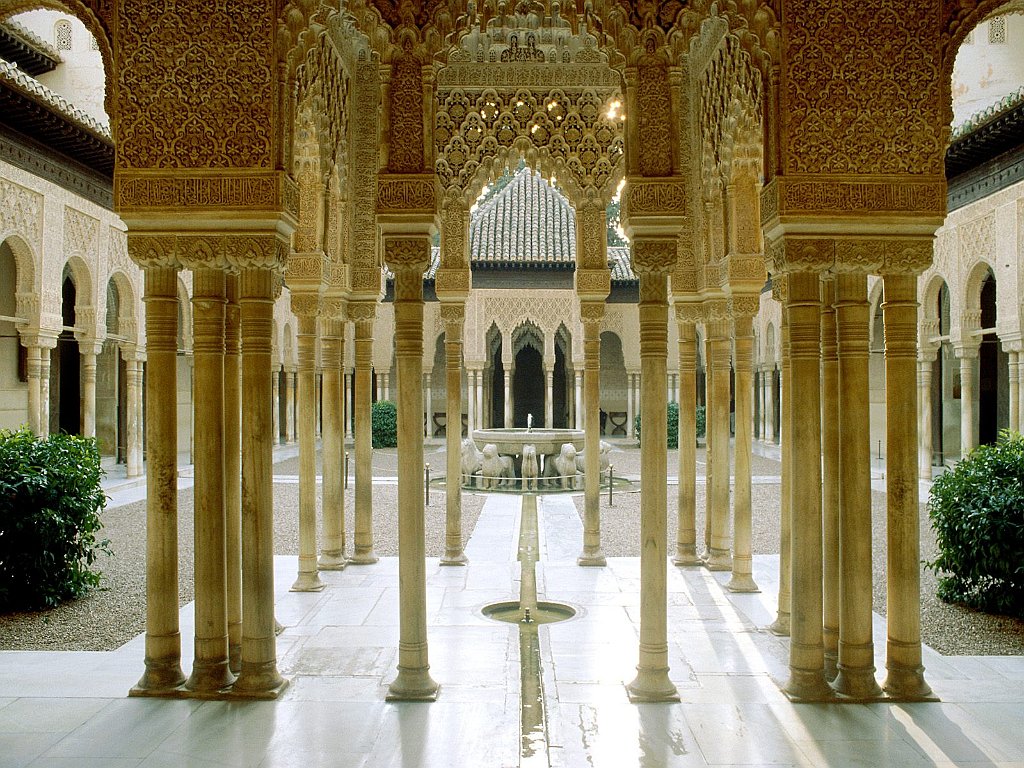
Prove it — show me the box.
[54,19,72,51]
[989,16,1006,44]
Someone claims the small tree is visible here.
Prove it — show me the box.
[0,428,110,611]
[371,400,398,448]
[926,430,1024,618]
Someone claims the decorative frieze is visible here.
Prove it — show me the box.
[115,171,298,218]
[761,176,946,224]
[625,179,687,216]
[377,174,436,214]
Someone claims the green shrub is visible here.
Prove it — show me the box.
[371,400,398,448]
[634,404,705,447]
[925,429,1024,618]
[0,428,110,611]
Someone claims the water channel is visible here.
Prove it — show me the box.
[481,494,575,766]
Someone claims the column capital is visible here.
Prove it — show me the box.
[127,231,290,272]
[729,294,760,321]
[579,300,605,326]
[439,301,465,329]
[674,301,702,325]
[290,292,321,319]
[320,296,348,321]
[348,300,378,324]
[631,238,677,275]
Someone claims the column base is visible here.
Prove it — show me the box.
[672,545,701,566]
[725,573,760,593]
[185,660,235,695]
[130,658,186,696]
[626,668,680,703]
[883,662,936,701]
[768,611,790,636]
[440,551,469,566]
[317,551,348,570]
[290,572,326,592]
[784,668,834,702]
[229,642,241,675]
[833,665,882,700]
[577,551,607,567]
[231,661,289,700]
[349,550,379,565]
[386,667,440,701]
[702,548,731,571]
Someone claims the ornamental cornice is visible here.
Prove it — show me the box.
[760,175,947,228]
[115,170,299,222]
[350,267,382,298]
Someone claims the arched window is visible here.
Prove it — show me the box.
[55,19,72,51]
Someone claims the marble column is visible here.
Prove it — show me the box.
[622,370,630,438]
[727,308,758,592]
[626,265,678,703]
[232,266,286,698]
[441,304,468,565]
[80,343,101,437]
[674,309,700,566]
[762,367,771,443]
[503,366,512,428]
[1007,348,1020,432]
[382,371,391,402]
[186,268,233,693]
[769,284,791,637]
[350,303,378,565]
[125,354,144,477]
[918,354,935,481]
[224,276,242,673]
[319,315,346,570]
[783,270,831,700]
[344,371,354,440]
[819,277,840,681]
[25,343,43,435]
[423,372,432,438]
[271,370,281,444]
[881,273,933,699]
[574,370,583,429]
[466,369,477,433]
[704,303,732,571]
[385,237,438,701]
[833,272,881,699]
[40,346,52,436]
[291,307,324,592]
[131,265,185,695]
[579,303,606,566]
[285,367,297,442]
[544,366,554,428]
[957,346,978,457]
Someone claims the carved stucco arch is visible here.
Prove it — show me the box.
[106,268,141,347]
[1,233,37,304]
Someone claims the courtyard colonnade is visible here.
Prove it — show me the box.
[12,0,991,706]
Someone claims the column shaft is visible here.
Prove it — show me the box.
[727,312,757,592]
[918,358,934,480]
[503,369,512,428]
[224,277,242,674]
[784,270,831,700]
[770,305,791,636]
[186,268,232,693]
[833,273,881,698]
[545,368,554,428]
[574,371,582,429]
[674,322,699,565]
[424,373,432,438]
[626,271,678,702]
[442,307,468,565]
[959,350,977,456]
[1009,351,1020,431]
[579,310,606,565]
[233,267,285,697]
[80,350,97,437]
[882,274,933,699]
[291,313,324,592]
[126,357,144,477]
[351,308,378,564]
[386,245,438,701]
[131,266,185,694]
[705,316,731,571]
[26,345,41,434]
[319,323,346,569]
[820,278,840,681]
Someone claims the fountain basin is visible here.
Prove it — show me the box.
[481,601,577,625]
[472,428,583,456]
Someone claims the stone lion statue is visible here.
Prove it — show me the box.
[521,444,539,491]
[576,440,613,474]
[543,443,579,489]
[480,443,514,489]
[461,437,483,485]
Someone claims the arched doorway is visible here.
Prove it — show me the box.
[600,331,627,436]
[53,270,80,435]
[0,239,26,430]
[978,269,1007,445]
[553,325,572,428]
[932,280,955,464]
[512,323,544,428]
[486,324,504,429]
[96,278,127,462]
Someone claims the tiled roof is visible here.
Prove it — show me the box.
[469,166,576,266]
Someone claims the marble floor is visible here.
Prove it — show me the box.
[2,491,1023,767]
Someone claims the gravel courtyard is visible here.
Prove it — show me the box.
[1,440,1021,658]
